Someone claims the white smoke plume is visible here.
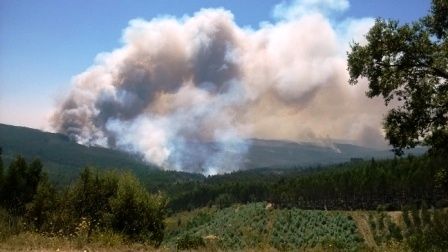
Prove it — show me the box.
[52,0,388,174]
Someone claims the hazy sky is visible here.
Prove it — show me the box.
[0,0,430,130]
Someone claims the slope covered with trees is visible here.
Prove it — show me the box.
[0,123,424,184]
[0,124,202,189]
[167,155,448,212]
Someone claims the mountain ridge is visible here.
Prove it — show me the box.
[0,123,425,182]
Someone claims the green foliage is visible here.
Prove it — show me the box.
[0,156,43,214]
[370,212,404,246]
[185,211,213,230]
[0,148,3,191]
[47,168,167,245]
[424,0,448,39]
[176,233,205,250]
[347,0,448,155]
[402,207,412,228]
[25,176,57,230]
[165,203,362,250]
[109,173,166,244]
[405,209,448,251]
[434,164,448,193]
[411,206,421,228]
[387,219,403,241]
[0,157,167,246]
[372,206,448,251]
[0,123,202,188]
[270,209,361,250]
[169,155,448,212]
[214,193,235,209]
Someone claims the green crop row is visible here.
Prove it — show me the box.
[165,203,363,250]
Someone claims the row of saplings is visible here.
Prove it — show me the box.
[0,154,166,246]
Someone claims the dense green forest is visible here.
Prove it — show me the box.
[167,155,448,212]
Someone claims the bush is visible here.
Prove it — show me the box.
[387,220,403,241]
[9,165,168,246]
[407,209,448,251]
[214,193,235,209]
[25,176,57,230]
[176,233,205,250]
[1,156,43,214]
[109,173,166,244]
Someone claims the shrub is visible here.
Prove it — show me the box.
[109,172,166,245]
[214,193,235,209]
[387,219,403,241]
[176,233,205,250]
[25,176,57,230]
[19,166,167,246]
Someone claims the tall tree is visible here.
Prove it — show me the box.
[26,174,57,230]
[347,0,448,155]
[25,159,43,203]
[0,148,3,191]
[3,156,28,212]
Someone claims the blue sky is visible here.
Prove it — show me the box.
[0,0,431,129]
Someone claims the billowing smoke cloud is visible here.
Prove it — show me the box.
[52,0,388,174]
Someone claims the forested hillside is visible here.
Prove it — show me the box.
[167,155,448,212]
[0,123,424,184]
[0,123,202,188]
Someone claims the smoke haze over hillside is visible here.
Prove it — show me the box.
[52,0,388,174]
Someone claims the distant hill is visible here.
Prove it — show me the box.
[0,123,202,187]
[0,123,425,184]
[243,138,400,169]
[168,138,425,171]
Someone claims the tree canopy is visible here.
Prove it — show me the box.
[347,0,448,155]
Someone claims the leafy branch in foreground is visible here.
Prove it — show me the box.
[347,0,448,155]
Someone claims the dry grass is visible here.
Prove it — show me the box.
[350,211,378,249]
[0,232,163,252]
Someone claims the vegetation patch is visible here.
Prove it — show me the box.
[165,203,362,250]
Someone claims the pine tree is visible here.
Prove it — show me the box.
[0,147,3,195]
[25,174,57,230]
[4,155,28,213]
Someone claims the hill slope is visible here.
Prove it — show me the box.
[0,123,424,183]
[0,123,202,186]
[244,138,394,168]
